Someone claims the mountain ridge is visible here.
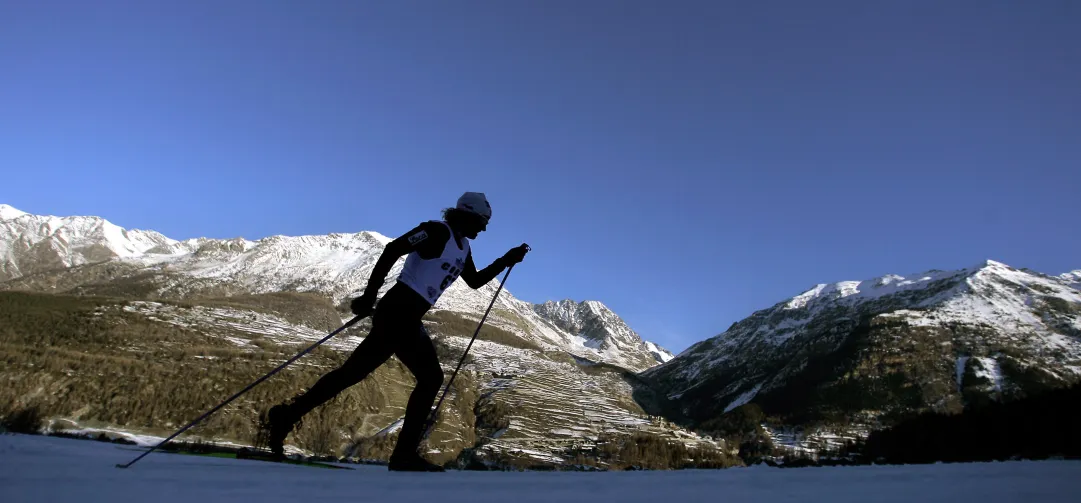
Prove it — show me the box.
[0,203,669,373]
[638,257,1081,456]
[532,298,675,366]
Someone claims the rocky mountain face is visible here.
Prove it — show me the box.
[640,259,1081,454]
[533,299,675,369]
[0,204,670,373]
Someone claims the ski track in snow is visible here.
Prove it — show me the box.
[3,434,1080,503]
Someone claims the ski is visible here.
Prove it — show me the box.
[117,445,355,470]
[235,447,355,470]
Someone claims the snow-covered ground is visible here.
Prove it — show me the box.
[2,434,1079,503]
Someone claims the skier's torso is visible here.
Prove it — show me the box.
[374,282,433,325]
[395,220,470,306]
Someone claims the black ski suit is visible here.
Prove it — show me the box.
[283,220,509,458]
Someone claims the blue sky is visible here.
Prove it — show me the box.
[2,1,1079,354]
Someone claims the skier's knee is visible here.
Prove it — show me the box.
[418,366,443,392]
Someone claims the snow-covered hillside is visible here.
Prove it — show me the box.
[532,299,674,368]
[0,204,187,281]
[0,204,668,372]
[1063,270,1081,290]
[641,259,1081,447]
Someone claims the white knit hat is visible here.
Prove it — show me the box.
[456,192,492,222]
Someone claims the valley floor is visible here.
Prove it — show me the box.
[3,434,1080,503]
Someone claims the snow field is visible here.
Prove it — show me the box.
[3,434,1080,503]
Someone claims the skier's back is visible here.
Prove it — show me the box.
[261,192,529,471]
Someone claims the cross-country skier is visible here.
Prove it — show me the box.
[260,192,529,472]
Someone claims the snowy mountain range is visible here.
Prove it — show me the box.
[0,204,703,468]
[5,202,1077,463]
[0,204,672,372]
[640,258,1081,454]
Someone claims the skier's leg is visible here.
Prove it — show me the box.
[388,323,445,470]
[263,325,394,454]
[292,330,394,416]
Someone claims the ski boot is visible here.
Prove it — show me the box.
[260,403,300,458]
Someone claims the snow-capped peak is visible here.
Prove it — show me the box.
[0,204,28,220]
[1061,270,1081,290]
[0,206,191,281]
[779,260,1036,313]
[533,299,617,336]
[645,340,674,363]
[582,299,607,313]
[662,258,1081,361]
[532,298,675,367]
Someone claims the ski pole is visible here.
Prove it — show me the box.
[422,253,523,440]
[116,313,368,469]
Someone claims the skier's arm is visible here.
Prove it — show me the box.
[357,222,448,301]
[460,244,530,289]
[460,252,507,289]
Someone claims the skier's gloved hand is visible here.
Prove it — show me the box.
[350,290,377,317]
[502,244,530,265]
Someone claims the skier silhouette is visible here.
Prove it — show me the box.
[260,192,529,472]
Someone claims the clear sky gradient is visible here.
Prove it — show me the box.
[2,1,1079,354]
